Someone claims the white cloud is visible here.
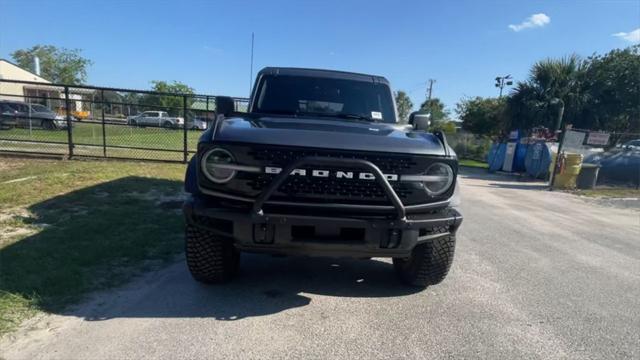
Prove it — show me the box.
[509,13,551,32]
[612,28,640,43]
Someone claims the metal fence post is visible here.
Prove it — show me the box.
[64,86,74,158]
[183,95,188,163]
[549,126,566,189]
[101,89,107,157]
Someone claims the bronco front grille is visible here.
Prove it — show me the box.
[240,146,434,205]
[249,148,420,174]
[250,174,413,200]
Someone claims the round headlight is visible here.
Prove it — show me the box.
[201,148,236,183]
[423,162,453,196]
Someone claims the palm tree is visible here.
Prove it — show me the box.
[508,55,587,130]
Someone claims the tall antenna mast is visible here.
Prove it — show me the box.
[249,32,255,94]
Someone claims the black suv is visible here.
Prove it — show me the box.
[183,67,463,287]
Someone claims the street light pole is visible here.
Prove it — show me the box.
[495,75,513,97]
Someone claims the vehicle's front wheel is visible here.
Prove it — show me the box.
[185,224,240,283]
[163,121,174,129]
[42,120,55,130]
[393,235,456,287]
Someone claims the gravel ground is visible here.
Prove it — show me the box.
[2,169,639,360]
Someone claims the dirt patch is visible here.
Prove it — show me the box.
[0,158,28,172]
[0,208,43,245]
[0,227,37,245]
[127,189,186,207]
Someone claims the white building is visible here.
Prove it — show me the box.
[0,59,93,117]
[0,58,56,104]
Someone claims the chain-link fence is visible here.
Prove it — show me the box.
[0,79,249,162]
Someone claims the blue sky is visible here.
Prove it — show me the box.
[1,0,638,116]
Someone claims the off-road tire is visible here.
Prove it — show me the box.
[185,224,240,283]
[393,235,456,287]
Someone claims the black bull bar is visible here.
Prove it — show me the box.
[251,156,408,223]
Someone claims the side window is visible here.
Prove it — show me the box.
[149,112,159,117]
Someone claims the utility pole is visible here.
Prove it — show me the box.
[426,79,436,101]
[495,75,513,97]
[249,32,255,95]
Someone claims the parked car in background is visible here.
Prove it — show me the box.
[127,111,184,128]
[0,100,68,130]
[622,139,640,150]
[187,116,208,130]
[0,101,19,129]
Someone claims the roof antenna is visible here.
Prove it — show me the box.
[249,32,254,95]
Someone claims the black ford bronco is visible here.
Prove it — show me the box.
[183,67,462,287]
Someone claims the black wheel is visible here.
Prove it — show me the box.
[185,224,240,283]
[393,235,456,287]
[163,121,174,129]
[42,120,55,130]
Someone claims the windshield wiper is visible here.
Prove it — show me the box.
[333,113,376,122]
[295,111,377,122]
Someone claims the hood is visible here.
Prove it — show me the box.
[211,115,449,156]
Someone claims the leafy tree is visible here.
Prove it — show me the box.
[11,45,92,84]
[431,121,457,134]
[140,81,195,116]
[580,45,640,134]
[457,97,507,138]
[506,47,639,138]
[394,90,413,123]
[419,98,449,123]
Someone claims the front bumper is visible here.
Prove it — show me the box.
[54,120,69,128]
[191,121,207,130]
[186,155,462,257]
[184,196,462,257]
[0,118,17,127]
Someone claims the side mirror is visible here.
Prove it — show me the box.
[215,96,235,117]
[408,111,430,131]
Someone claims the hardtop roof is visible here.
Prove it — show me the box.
[257,67,390,85]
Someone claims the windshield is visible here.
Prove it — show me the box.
[252,74,396,123]
[30,104,52,113]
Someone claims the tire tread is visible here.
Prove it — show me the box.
[185,225,239,283]
[393,234,456,287]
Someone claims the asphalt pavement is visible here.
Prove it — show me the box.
[2,168,639,359]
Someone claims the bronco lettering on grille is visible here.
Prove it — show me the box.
[264,166,399,181]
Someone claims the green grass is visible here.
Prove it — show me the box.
[0,157,187,335]
[458,158,489,169]
[0,122,202,161]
